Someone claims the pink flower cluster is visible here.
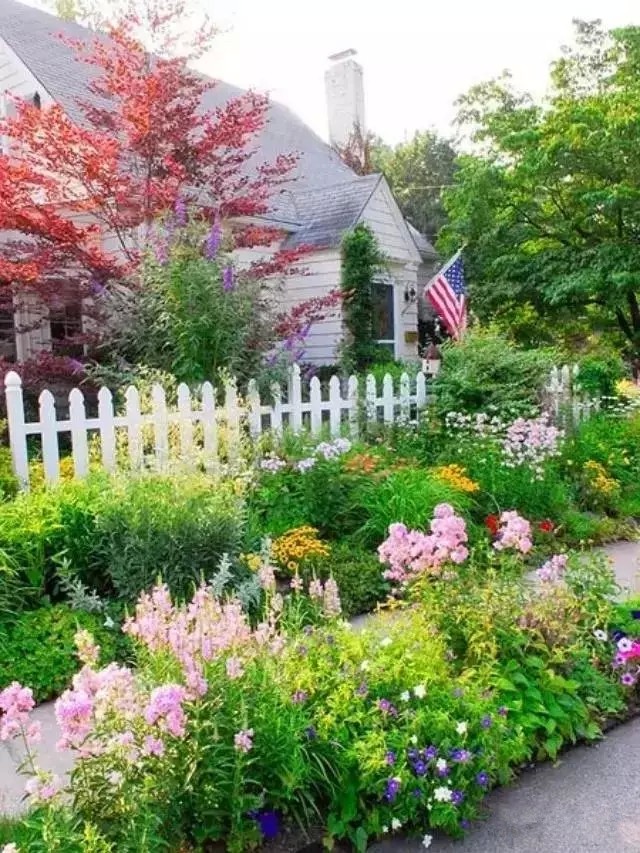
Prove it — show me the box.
[502,414,563,479]
[24,772,62,803]
[378,504,468,585]
[124,582,255,697]
[144,684,187,738]
[536,553,568,583]
[234,728,254,753]
[0,682,40,744]
[613,636,640,687]
[493,511,532,554]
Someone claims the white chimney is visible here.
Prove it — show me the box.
[325,49,365,148]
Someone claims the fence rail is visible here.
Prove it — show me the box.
[4,362,592,491]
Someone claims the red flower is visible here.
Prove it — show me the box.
[538,520,554,533]
[485,514,499,536]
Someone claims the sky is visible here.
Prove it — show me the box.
[202,0,639,145]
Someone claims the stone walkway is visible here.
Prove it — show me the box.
[1,541,640,849]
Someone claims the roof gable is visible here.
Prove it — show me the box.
[358,176,422,264]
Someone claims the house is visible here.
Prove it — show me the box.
[0,0,438,367]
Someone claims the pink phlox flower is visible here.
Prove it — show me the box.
[234,728,254,753]
[144,684,187,738]
[493,511,533,554]
[536,553,568,583]
[0,682,36,742]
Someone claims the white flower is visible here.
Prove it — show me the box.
[434,786,453,802]
[410,734,418,745]
[426,800,432,810]
[400,690,411,702]
[618,637,632,652]
[422,835,433,849]
[380,636,392,648]
[593,629,608,642]
[382,826,389,834]
[107,771,123,787]
[103,615,115,629]
[391,818,402,831]
[456,721,468,735]
[360,660,370,671]
[435,758,447,771]
[2,845,19,853]
[413,684,426,699]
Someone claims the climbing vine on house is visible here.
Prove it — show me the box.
[340,223,386,371]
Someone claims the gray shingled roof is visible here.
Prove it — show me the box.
[406,221,438,259]
[283,173,381,249]
[0,0,433,251]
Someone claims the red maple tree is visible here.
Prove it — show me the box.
[0,0,340,386]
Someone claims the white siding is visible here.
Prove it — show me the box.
[280,250,343,364]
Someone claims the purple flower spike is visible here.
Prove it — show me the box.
[223,265,235,292]
[204,220,222,259]
[174,196,187,226]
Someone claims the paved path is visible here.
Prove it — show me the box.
[1,539,640,847]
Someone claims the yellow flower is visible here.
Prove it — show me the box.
[432,464,479,493]
[271,526,330,575]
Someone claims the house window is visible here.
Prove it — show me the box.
[50,300,84,358]
[372,277,395,354]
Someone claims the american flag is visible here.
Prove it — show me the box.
[425,252,467,339]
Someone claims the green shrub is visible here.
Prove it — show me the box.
[91,474,245,601]
[0,472,245,607]
[574,352,627,398]
[350,467,471,549]
[0,446,18,500]
[432,329,556,417]
[308,544,388,617]
[0,604,129,702]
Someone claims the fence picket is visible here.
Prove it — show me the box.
[151,384,169,471]
[382,374,394,424]
[124,385,143,470]
[201,382,219,474]
[289,364,303,433]
[416,370,427,413]
[69,388,89,478]
[97,387,116,472]
[309,376,322,435]
[365,374,377,423]
[224,378,240,466]
[347,375,359,438]
[270,382,283,434]
[4,371,29,489]
[399,372,411,421]
[328,375,341,437]
[247,379,262,438]
[39,390,60,483]
[177,383,194,463]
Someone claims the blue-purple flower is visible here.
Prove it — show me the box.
[384,777,401,802]
[413,760,427,776]
[378,699,398,717]
[204,220,222,259]
[476,771,489,787]
[292,690,308,704]
[481,715,492,728]
[305,726,317,740]
[355,683,368,698]
[451,790,465,806]
[385,750,396,766]
[222,265,235,292]
[250,810,281,839]
[424,745,438,760]
[451,748,473,764]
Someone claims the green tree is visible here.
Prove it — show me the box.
[442,20,640,358]
[340,224,386,372]
[371,131,457,240]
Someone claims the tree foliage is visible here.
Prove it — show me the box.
[372,131,457,240]
[442,20,640,357]
[340,224,386,372]
[0,1,336,386]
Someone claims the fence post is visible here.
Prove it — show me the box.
[365,374,377,427]
[247,379,262,439]
[4,371,29,490]
[270,382,283,435]
[399,372,411,422]
[69,388,90,478]
[124,386,143,470]
[224,378,240,467]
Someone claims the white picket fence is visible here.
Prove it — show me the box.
[3,362,591,491]
[4,365,435,490]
